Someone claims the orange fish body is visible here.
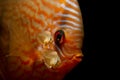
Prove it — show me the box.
[0,0,84,80]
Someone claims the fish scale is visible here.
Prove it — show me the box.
[0,0,84,80]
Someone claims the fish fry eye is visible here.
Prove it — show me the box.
[54,30,65,46]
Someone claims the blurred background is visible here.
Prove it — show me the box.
[63,0,99,80]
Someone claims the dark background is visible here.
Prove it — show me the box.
[63,0,100,80]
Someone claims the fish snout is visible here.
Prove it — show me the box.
[72,53,83,62]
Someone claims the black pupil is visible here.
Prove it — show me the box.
[55,30,64,45]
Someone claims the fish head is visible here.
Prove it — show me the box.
[0,0,84,79]
[36,27,84,69]
[33,0,84,71]
[33,23,84,79]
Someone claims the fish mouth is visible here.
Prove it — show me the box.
[43,50,83,70]
[71,53,83,62]
[41,43,83,69]
[48,53,83,73]
[37,44,83,70]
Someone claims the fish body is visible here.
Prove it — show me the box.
[0,0,84,80]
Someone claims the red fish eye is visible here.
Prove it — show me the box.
[54,30,65,46]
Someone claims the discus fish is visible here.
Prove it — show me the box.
[0,0,84,80]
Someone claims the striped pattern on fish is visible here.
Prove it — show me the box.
[0,0,84,80]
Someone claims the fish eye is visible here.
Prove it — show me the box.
[54,30,65,46]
